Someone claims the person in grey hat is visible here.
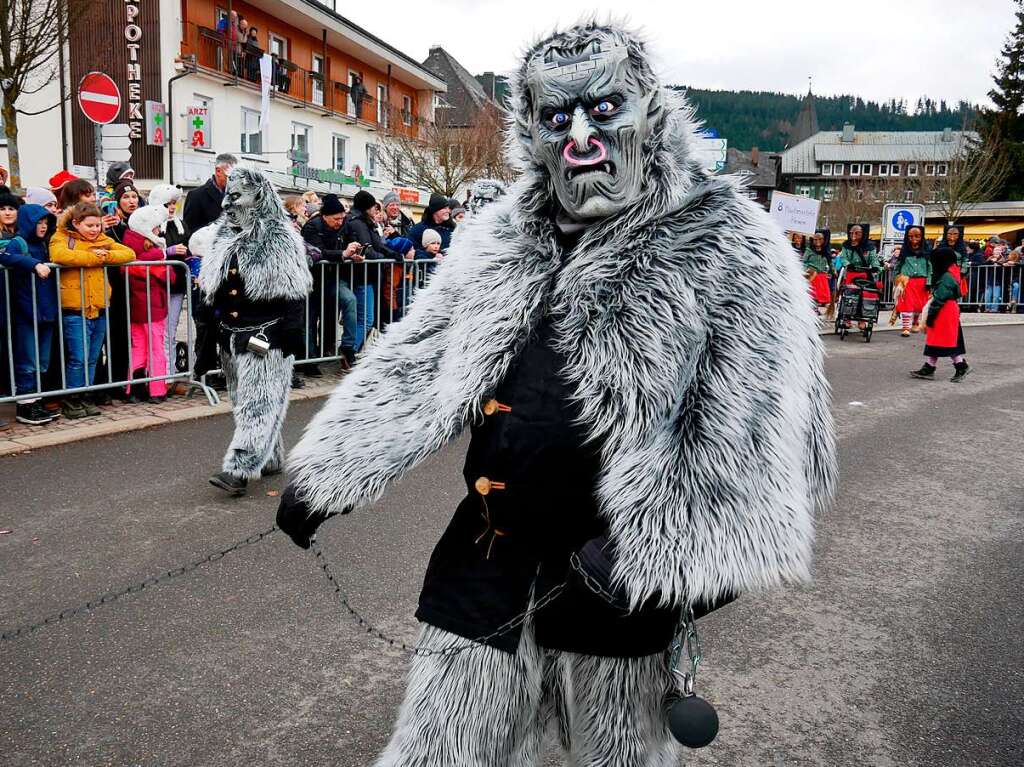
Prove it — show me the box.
[23,187,59,215]
[380,191,414,238]
[100,162,135,204]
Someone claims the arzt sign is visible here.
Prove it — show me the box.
[187,105,211,149]
[145,101,166,147]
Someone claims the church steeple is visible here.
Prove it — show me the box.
[788,84,820,148]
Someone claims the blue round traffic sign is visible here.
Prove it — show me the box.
[890,209,914,233]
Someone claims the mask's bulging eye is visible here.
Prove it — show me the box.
[591,100,618,118]
[548,111,571,129]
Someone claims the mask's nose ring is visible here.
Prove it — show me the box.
[562,137,608,166]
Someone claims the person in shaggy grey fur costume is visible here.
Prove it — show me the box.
[196,168,312,496]
[277,21,837,765]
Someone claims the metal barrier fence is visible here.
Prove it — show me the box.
[196,258,438,401]
[874,263,1022,311]
[2,258,438,410]
[1,261,217,407]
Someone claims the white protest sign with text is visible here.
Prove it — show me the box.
[769,191,821,235]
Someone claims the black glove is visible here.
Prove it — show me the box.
[576,532,615,585]
[574,532,739,618]
[275,483,346,549]
[571,532,629,608]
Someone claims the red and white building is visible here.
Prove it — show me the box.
[3,0,447,206]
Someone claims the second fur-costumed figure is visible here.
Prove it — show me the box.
[195,168,312,496]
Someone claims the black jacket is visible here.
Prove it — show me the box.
[182,177,226,236]
[415,316,683,657]
[211,254,304,359]
[340,209,401,290]
[165,220,190,296]
[300,215,345,256]
[300,216,345,307]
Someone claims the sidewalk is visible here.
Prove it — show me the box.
[0,368,346,458]
[819,309,1024,335]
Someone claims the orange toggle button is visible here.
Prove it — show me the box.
[483,399,512,416]
[475,477,506,496]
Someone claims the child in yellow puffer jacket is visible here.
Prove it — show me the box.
[48,202,134,418]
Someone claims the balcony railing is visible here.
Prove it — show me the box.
[181,22,426,140]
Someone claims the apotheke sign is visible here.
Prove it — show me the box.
[123,0,145,139]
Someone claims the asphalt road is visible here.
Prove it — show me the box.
[1,325,1022,767]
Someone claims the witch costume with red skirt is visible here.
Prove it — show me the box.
[913,247,971,382]
[803,229,833,306]
[924,265,965,358]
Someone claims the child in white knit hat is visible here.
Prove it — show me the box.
[419,228,443,263]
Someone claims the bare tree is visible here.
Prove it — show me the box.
[819,177,907,233]
[0,0,86,189]
[377,104,515,198]
[923,131,1012,223]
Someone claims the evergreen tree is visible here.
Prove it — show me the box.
[674,85,978,152]
[986,0,1024,198]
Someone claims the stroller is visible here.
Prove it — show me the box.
[833,268,880,342]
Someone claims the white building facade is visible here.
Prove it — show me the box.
[2,0,445,207]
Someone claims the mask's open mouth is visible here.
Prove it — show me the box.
[565,161,615,181]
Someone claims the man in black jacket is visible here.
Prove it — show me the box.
[342,191,403,352]
[182,153,238,371]
[300,194,360,370]
[183,153,238,235]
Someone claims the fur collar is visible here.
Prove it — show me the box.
[197,214,312,303]
[289,81,836,609]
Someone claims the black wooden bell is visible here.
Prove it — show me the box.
[667,693,719,748]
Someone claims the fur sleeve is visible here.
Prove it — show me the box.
[286,259,464,514]
[607,203,837,610]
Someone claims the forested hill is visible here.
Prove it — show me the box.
[674,86,979,151]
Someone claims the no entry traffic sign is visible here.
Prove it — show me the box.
[78,72,121,125]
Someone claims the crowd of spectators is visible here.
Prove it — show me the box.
[0,157,457,432]
[792,225,1023,316]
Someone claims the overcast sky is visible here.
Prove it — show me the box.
[343,0,1016,107]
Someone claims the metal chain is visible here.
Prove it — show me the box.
[567,554,705,689]
[311,540,566,657]
[668,607,702,695]
[568,551,631,610]
[0,525,279,643]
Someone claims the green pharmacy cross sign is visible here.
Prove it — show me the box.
[145,100,166,147]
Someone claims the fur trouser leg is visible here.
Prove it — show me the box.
[373,624,547,767]
[373,622,680,767]
[548,649,681,766]
[220,350,293,480]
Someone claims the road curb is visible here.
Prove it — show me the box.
[0,382,339,458]
[819,316,1024,335]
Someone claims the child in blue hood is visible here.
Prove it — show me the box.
[0,203,59,424]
